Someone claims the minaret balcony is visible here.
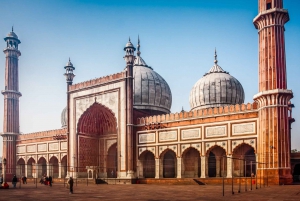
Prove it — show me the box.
[1,90,22,97]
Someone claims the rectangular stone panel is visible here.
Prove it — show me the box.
[17,146,25,154]
[205,125,227,138]
[26,145,36,153]
[159,131,177,142]
[49,142,59,151]
[61,142,67,150]
[232,122,255,135]
[181,128,201,140]
[139,133,155,144]
[37,144,47,152]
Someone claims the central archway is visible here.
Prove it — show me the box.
[162,150,176,178]
[77,102,118,176]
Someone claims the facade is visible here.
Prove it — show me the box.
[1,0,298,184]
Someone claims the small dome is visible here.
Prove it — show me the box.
[65,58,73,67]
[189,51,244,110]
[61,107,67,128]
[7,31,18,39]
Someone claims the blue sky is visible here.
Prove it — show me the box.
[0,0,299,155]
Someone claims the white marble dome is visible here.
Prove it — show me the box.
[61,106,67,128]
[189,52,244,110]
[133,40,172,113]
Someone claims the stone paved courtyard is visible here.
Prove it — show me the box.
[0,182,299,201]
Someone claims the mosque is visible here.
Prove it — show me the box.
[1,0,299,185]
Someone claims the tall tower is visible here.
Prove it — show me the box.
[253,0,293,184]
[123,37,135,178]
[1,28,22,180]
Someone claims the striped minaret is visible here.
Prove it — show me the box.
[1,28,22,180]
[253,0,293,184]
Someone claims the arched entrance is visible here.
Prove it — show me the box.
[162,150,176,178]
[107,143,117,178]
[77,102,118,177]
[61,156,67,178]
[17,158,26,178]
[27,158,35,178]
[49,156,59,178]
[293,164,300,182]
[182,147,201,178]
[232,143,256,177]
[207,146,226,177]
[139,151,155,178]
[38,157,47,178]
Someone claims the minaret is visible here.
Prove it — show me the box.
[63,58,75,177]
[123,37,135,178]
[1,28,22,180]
[253,0,293,184]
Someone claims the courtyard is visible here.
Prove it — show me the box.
[0,182,299,201]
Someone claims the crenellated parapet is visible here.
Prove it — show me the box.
[137,102,258,125]
[17,128,67,141]
[69,71,126,91]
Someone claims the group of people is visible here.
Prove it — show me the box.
[39,174,53,186]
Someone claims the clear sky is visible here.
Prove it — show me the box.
[0,0,299,156]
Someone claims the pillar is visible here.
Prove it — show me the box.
[227,156,232,178]
[137,160,143,178]
[58,162,62,178]
[155,158,160,179]
[177,157,182,178]
[200,156,207,178]
[46,163,50,177]
[25,164,28,177]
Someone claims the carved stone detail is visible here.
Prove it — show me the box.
[181,128,201,140]
[139,133,155,143]
[159,131,177,142]
[206,126,226,137]
[232,122,255,135]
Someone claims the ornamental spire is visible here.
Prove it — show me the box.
[214,48,218,65]
[137,35,141,56]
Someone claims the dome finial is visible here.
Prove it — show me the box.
[129,36,131,42]
[214,48,218,65]
[137,35,141,56]
[12,26,14,32]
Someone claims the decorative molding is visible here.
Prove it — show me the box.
[232,122,256,135]
[159,131,177,142]
[205,125,226,138]
[17,146,25,154]
[181,128,201,140]
[139,133,155,144]
[49,142,59,151]
[37,144,47,152]
[26,145,36,153]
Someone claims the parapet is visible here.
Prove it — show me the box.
[69,71,126,91]
[137,102,258,125]
[17,128,67,140]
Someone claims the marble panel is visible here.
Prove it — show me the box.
[232,122,255,135]
[49,142,59,151]
[26,145,36,153]
[205,126,226,138]
[17,146,25,154]
[38,144,47,152]
[139,133,155,143]
[181,128,201,140]
[61,142,67,150]
[159,131,177,142]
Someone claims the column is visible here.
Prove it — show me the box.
[177,157,182,178]
[216,156,221,177]
[58,162,62,178]
[227,156,232,178]
[200,156,207,178]
[46,163,50,177]
[25,164,28,177]
[155,158,160,179]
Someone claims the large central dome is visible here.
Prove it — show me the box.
[133,39,172,114]
[189,50,244,110]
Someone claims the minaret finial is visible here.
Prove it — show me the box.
[137,35,141,56]
[12,26,13,32]
[69,57,71,62]
[214,48,218,65]
[129,36,131,42]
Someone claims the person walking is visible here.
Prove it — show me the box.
[24,176,27,184]
[0,175,3,185]
[12,175,17,188]
[67,177,74,194]
[49,176,52,187]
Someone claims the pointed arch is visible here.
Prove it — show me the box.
[139,150,155,178]
[161,149,177,178]
[182,147,201,178]
[206,145,226,178]
[49,156,59,178]
[17,158,26,177]
[77,102,117,136]
[107,143,117,178]
[232,143,256,177]
[27,157,36,178]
